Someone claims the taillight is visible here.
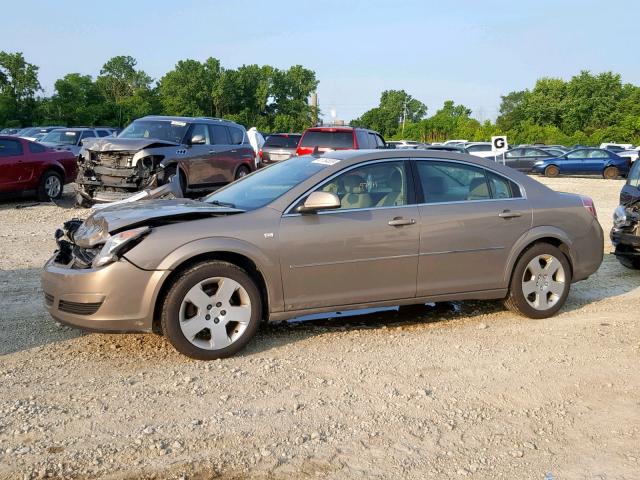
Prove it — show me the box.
[581,195,597,219]
[258,149,263,158]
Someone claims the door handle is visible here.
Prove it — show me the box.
[231,149,237,153]
[498,210,522,219]
[208,150,216,154]
[388,217,416,227]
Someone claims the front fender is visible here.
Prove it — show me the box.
[155,237,284,313]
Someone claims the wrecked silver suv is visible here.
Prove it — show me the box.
[76,116,256,206]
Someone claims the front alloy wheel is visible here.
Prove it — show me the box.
[161,261,262,359]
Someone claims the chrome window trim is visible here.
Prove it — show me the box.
[281,157,527,217]
[282,158,410,216]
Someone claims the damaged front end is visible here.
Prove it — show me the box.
[53,218,149,269]
[611,202,640,265]
[75,138,181,207]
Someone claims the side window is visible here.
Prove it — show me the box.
[417,161,490,203]
[318,161,408,210]
[209,125,229,145]
[487,172,522,199]
[366,133,377,149]
[28,142,47,154]
[0,139,24,156]
[189,124,211,144]
[590,150,609,159]
[524,148,544,157]
[228,127,244,145]
[96,130,111,137]
[355,130,369,148]
[374,134,385,149]
[505,149,521,158]
[567,150,586,159]
[80,131,96,141]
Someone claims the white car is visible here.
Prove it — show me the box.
[388,140,427,149]
[600,143,634,153]
[443,139,468,146]
[618,149,639,163]
[465,142,498,159]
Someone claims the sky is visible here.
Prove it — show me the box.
[1,0,638,123]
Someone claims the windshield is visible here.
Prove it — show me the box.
[300,131,354,149]
[203,156,333,211]
[42,130,80,145]
[118,120,189,143]
[264,135,301,149]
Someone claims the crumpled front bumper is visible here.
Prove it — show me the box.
[41,256,170,333]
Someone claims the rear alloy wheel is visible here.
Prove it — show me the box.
[603,166,619,180]
[37,170,63,201]
[161,261,262,360]
[235,165,250,180]
[504,243,572,319]
[544,165,559,178]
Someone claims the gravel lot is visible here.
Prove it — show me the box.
[1,177,638,480]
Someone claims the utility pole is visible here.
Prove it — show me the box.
[310,92,318,126]
[401,99,408,136]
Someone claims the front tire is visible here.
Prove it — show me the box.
[544,165,559,178]
[504,243,572,319]
[603,166,619,180]
[235,165,250,180]
[37,170,63,201]
[161,261,262,360]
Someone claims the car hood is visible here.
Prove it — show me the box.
[71,199,243,248]
[41,141,74,150]
[82,137,180,152]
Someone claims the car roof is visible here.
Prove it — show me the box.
[137,115,245,128]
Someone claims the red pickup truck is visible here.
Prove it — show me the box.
[0,135,77,201]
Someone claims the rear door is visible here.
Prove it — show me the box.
[0,138,29,190]
[413,159,532,295]
[584,149,609,174]
[226,126,255,180]
[279,159,419,310]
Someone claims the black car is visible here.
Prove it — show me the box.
[611,160,640,269]
[500,147,554,172]
[425,144,469,153]
[259,133,301,165]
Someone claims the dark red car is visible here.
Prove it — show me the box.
[0,135,77,201]
[296,126,386,156]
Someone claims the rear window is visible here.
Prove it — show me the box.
[300,131,354,149]
[264,135,301,149]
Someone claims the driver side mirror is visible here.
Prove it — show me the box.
[297,191,341,214]
[190,134,206,145]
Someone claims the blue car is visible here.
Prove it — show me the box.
[531,148,630,179]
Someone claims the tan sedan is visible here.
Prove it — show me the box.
[42,150,603,359]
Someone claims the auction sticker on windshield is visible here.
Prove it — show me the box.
[171,121,187,127]
[311,158,341,166]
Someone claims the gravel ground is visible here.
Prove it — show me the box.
[0,177,638,480]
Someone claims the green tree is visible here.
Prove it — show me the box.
[48,73,105,126]
[0,51,42,126]
[352,90,426,137]
[96,55,157,126]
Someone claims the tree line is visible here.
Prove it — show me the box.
[2,50,639,145]
[353,71,640,145]
[0,52,319,132]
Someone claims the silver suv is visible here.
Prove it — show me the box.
[76,116,256,206]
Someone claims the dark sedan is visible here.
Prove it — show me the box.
[530,148,630,179]
[259,133,301,165]
[500,147,555,172]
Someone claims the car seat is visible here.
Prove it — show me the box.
[341,175,373,209]
[467,177,490,200]
[376,168,405,207]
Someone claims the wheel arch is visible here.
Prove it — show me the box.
[151,247,275,334]
[41,163,66,183]
[503,227,575,286]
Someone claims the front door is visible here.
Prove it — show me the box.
[0,138,27,191]
[413,159,532,296]
[279,160,420,311]
[185,124,215,186]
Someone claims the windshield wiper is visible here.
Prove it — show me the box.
[209,200,237,208]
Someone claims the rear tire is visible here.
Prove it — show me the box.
[603,166,619,180]
[160,261,262,360]
[544,165,559,178]
[235,165,250,180]
[37,170,63,201]
[504,243,572,319]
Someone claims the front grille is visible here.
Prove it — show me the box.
[95,152,133,167]
[58,300,103,315]
[44,292,54,306]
